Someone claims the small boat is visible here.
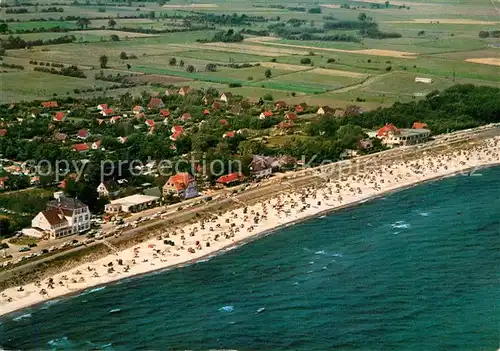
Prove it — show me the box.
[109,308,121,314]
[255,308,265,314]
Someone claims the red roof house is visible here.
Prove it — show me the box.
[259,111,273,119]
[72,143,89,153]
[0,129,7,137]
[285,112,297,120]
[53,112,65,122]
[295,104,305,113]
[178,86,190,96]
[97,119,105,125]
[203,109,210,115]
[216,172,244,185]
[275,101,287,109]
[223,131,236,139]
[212,102,221,110]
[412,122,428,129]
[180,112,191,121]
[377,124,400,137]
[148,98,165,110]
[145,119,155,128]
[133,106,144,114]
[117,136,128,144]
[76,129,90,139]
[163,172,197,197]
[277,121,294,129]
[97,103,108,111]
[110,116,121,124]
[101,108,113,116]
[219,119,229,126]
[0,177,8,189]
[42,101,58,108]
[160,109,170,117]
[170,125,184,141]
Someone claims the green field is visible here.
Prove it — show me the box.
[1,0,499,109]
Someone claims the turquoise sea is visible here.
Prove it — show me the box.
[1,167,499,350]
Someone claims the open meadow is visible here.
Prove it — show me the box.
[0,0,498,107]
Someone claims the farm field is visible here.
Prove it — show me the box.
[0,0,499,109]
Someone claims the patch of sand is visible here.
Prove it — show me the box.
[465,58,500,66]
[310,68,369,79]
[384,19,500,24]
[162,3,217,8]
[72,30,156,37]
[244,36,280,43]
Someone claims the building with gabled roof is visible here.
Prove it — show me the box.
[216,172,244,186]
[179,86,190,96]
[163,172,199,200]
[148,97,165,110]
[42,101,58,108]
[54,112,65,122]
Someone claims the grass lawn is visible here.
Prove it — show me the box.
[0,71,115,103]
[176,49,274,63]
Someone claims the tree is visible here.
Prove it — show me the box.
[110,34,120,41]
[385,1,390,8]
[205,63,217,72]
[99,55,108,68]
[179,60,185,67]
[264,69,272,78]
[418,30,425,36]
[358,13,367,22]
[108,19,117,28]
[186,65,195,73]
[76,18,91,29]
[169,57,177,66]
[478,31,490,38]
[120,52,128,60]
[0,23,8,34]
[300,57,312,64]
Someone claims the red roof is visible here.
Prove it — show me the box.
[110,116,121,123]
[92,140,101,148]
[277,121,293,129]
[54,112,65,121]
[97,119,105,125]
[42,101,58,108]
[275,101,287,108]
[179,86,190,95]
[167,172,194,191]
[97,104,108,110]
[133,105,144,112]
[223,131,236,138]
[77,129,89,138]
[102,108,113,115]
[285,112,297,120]
[203,109,210,115]
[212,102,221,110]
[160,109,170,117]
[148,98,164,109]
[377,124,400,137]
[72,143,89,152]
[412,122,428,129]
[262,111,273,117]
[295,105,304,113]
[170,125,184,140]
[216,172,244,184]
[219,119,229,126]
[145,119,155,128]
[0,129,6,137]
[181,113,191,121]
[117,136,128,143]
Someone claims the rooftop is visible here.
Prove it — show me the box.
[109,194,159,207]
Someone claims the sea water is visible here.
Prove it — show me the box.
[1,167,499,350]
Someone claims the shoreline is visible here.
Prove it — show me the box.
[1,137,499,318]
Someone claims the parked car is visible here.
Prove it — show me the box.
[19,247,30,252]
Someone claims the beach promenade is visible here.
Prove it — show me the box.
[1,131,499,317]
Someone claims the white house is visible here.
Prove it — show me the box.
[97,181,120,198]
[220,92,233,103]
[28,196,90,239]
[415,77,432,84]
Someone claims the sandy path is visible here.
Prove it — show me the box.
[162,3,217,8]
[259,62,312,71]
[465,58,500,66]
[310,67,369,79]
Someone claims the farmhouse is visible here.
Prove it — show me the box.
[42,101,58,108]
[220,92,233,103]
[76,129,90,140]
[105,194,160,213]
[110,116,121,124]
[54,112,65,122]
[148,98,165,110]
[216,172,245,186]
[97,180,120,198]
[72,143,89,153]
[170,125,184,141]
[179,86,190,96]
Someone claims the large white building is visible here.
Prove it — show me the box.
[27,196,91,239]
[105,194,160,213]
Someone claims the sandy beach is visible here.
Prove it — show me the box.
[1,136,499,317]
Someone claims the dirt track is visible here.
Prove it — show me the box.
[465,58,500,66]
